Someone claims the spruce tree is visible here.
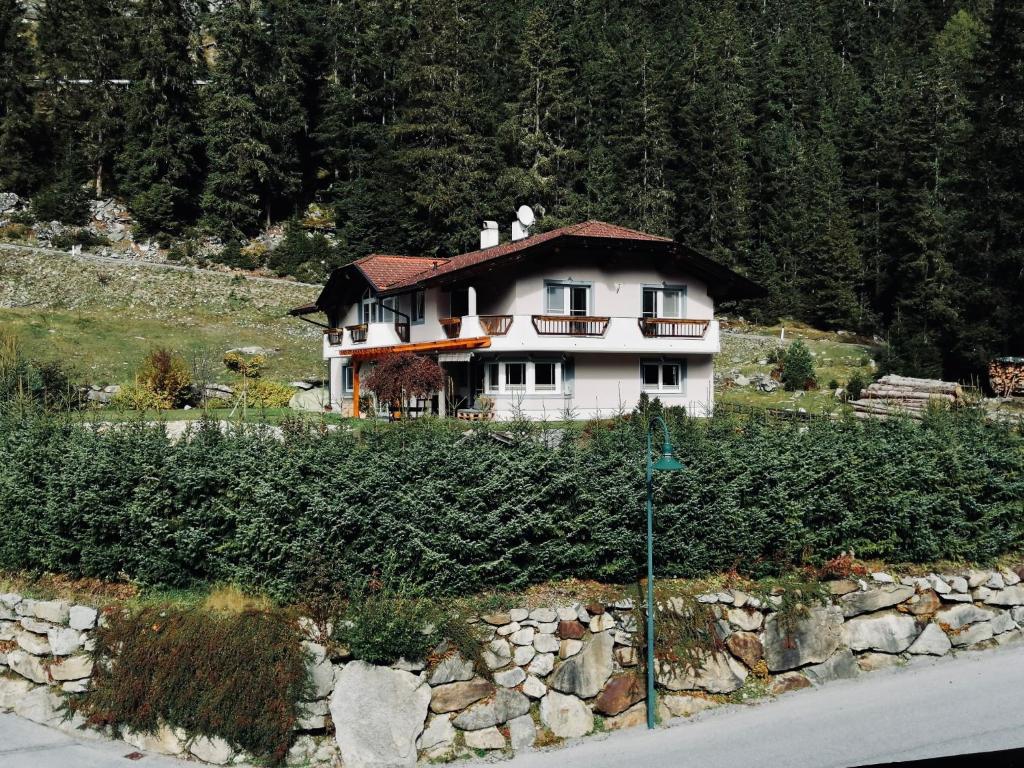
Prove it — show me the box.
[0,0,40,193]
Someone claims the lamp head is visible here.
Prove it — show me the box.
[652,441,683,472]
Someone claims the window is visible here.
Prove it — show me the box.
[359,293,396,324]
[411,290,425,323]
[641,361,683,393]
[642,286,686,318]
[545,282,591,316]
[484,361,562,395]
[450,288,469,317]
[342,366,353,392]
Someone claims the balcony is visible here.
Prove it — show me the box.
[531,315,610,337]
[638,318,709,338]
[325,329,344,345]
[347,323,368,343]
[479,315,513,336]
[440,317,462,339]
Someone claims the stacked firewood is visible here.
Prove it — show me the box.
[850,374,963,420]
[988,358,1024,397]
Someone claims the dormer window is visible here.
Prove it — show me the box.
[642,286,686,319]
[545,281,591,316]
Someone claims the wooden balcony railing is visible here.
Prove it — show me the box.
[439,317,462,339]
[325,329,344,346]
[479,315,513,336]
[346,323,368,343]
[532,315,610,336]
[638,318,710,338]
[395,320,410,343]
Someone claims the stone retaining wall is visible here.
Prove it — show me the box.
[2,566,1023,767]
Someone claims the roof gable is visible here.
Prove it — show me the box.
[354,254,448,290]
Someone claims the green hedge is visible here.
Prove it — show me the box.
[0,411,1021,598]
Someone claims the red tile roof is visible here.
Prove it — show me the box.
[353,254,449,290]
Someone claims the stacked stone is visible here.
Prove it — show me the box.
[0,594,96,730]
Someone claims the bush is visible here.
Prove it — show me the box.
[266,221,339,281]
[119,348,193,409]
[0,410,1020,599]
[50,228,108,250]
[238,380,294,408]
[0,332,78,411]
[217,240,260,270]
[363,353,446,416]
[846,371,866,401]
[31,180,90,225]
[780,339,816,391]
[72,605,308,764]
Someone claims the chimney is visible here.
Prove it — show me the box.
[480,220,499,249]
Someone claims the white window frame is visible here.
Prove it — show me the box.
[642,286,687,319]
[640,360,685,393]
[410,290,425,324]
[544,281,592,316]
[342,365,353,392]
[484,360,563,395]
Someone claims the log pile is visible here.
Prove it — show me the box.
[850,374,963,420]
[988,358,1024,397]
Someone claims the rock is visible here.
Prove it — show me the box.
[590,613,615,632]
[295,699,330,730]
[68,606,98,631]
[429,652,475,685]
[656,651,746,694]
[0,192,20,213]
[496,622,520,637]
[530,608,557,623]
[510,627,536,646]
[903,590,942,617]
[907,623,952,656]
[452,688,529,730]
[1011,607,1024,625]
[61,679,90,694]
[697,593,718,604]
[613,630,633,646]
[871,572,894,584]
[985,573,1006,590]
[0,676,35,710]
[935,603,997,630]
[858,653,903,672]
[769,672,812,695]
[307,656,335,700]
[508,609,529,622]
[522,675,547,699]
[392,657,425,673]
[26,599,70,625]
[839,585,914,618]
[330,661,431,767]
[984,587,1024,607]
[662,694,719,717]
[558,621,585,640]
[483,638,512,669]
[549,631,613,698]
[1004,570,1022,586]
[726,608,763,631]
[603,701,646,731]
[14,687,65,728]
[927,574,951,594]
[586,603,605,615]
[540,691,593,738]
[725,631,763,669]
[122,723,188,756]
[995,629,1024,646]
[948,576,969,594]
[528,653,554,677]
[803,649,859,684]
[48,654,93,681]
[508,714,537,750]
[418,715,456,758]
[537,622,558,634]
[190,736,234,765]
[593,674,644,716]
[47,627,82,656]
[464,726,506,750]
[0,620,14,641]
[16,629,50,656]
[615,646,639,667]
[559,639,583,659]
[841,613,919,653]
[967,570,991,588]
[556,606,579,622]
[764,605,844,672]
[513,644,536,667]
[990,611,1017,635]
[6,650,48,683]
[430,678,495,714]
[495,667,526,688]
[950,621,994,647]
[534,633,560,654]
[19,617,53,634]
[940,593,973,603]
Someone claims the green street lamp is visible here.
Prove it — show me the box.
[645,414,683,729]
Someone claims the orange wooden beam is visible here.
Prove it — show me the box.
[351,360,360,419]
[348,336,491,362]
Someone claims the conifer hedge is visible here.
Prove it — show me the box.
[0,411,1020,598]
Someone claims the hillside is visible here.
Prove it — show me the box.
[0,246,322,385]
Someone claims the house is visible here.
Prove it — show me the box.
[290,217,762,419]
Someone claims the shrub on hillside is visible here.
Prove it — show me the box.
[237,380,293,408]
[0,332,78,411]
[117,348,193,410]
[781,339,816,391]
[266,221,339,281]
[50,228,109,250]
[846,371,866,401]
[72,605,308,764]
[30,180,89,225]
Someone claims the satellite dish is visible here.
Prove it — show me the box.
[516,205,536,228]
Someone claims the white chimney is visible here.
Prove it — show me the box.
[480,220,499,249]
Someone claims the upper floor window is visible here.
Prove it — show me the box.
[359,293,396,324]
[411,290,425,323]
[642,286,686,319]
[545,281,591,316]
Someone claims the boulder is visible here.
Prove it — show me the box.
[190,736,234,765]
[556,607,579,622]
[927,574,951,594]
[20,617,53,634]
[496,622,520,637]
[549,631,613,699]
[330,661,431,767]
[513,645,536,666]
[0,676,35,710]
[483,638,512,669]
[481,612,511,626]
[803,649,859,684]
[990,611,1017,635]
[527,653,554,677]
[533,633,560,654]
[307,656,335,700]
[935,603,997,630]
[429,652,475,686]
[430,678,494,714]
[47,627,83,656]
[838,586,914,618]
[494,667,526,688]
[907,623,952,656]
[418,715,456,759]
[464,726,506,750]
[452,688,529,730]
[521,675,547,699]
[558,620,585,640]
[540,691,593,738]
[590,613,615,632]
[769,672,812,695]
[48,654,93,681]
[727,608,764,632]
[950,621,994,647]
[295,699,329,730]
[985,587,1024,607]
[25,599,70,625]
[508,714,537,750]
[593,674,645,716]
[858,653,903,672]
[615,647,638,667]
[827,580,859,596]
[725,631,763,669]
[661,694,719,717]
[16,629,50,656]
[510,627,535,646]
[123,724,188,756]
[842,613,919,653]
[14,687,65,728]
[6,649,48,683]
[606,702,647,731]
[656,651,746,694]
[764,605,844,671]
[69,606,98,631]
[508,608,529,622]
[559,639,583,659]
[902,590,941,617]
[530,608,558,623]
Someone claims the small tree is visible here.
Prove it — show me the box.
[363,353,446,418]
[121,348,192,409]
[781,339,816,391]
[846,371,866,401]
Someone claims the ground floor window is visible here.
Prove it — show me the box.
[484,360,563,395]
[640,360,684,393]
[342,365,353,392]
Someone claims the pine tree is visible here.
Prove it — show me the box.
[116,0,203,235]
[0,0,41,193]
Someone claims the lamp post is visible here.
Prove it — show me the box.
[645,414,683,729]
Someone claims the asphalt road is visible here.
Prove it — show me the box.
[2,643,1023,768]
